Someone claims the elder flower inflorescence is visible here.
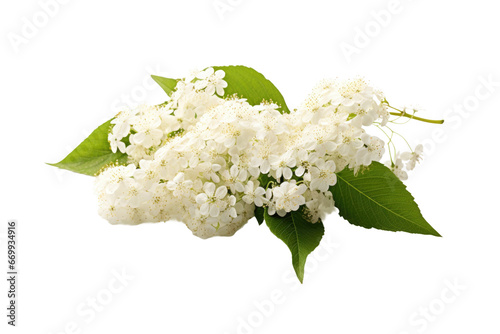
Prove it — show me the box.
[97,68,424,238]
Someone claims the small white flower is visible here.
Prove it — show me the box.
[309,159,337,192]
[355,133,385,168]
[386,157,408,180]
[350,100,379,127]
[111,108,135,138]
[195,182,228,217]
[271,181,307,216]
[128,106,165,149]
[295,149,318,178]
[220,165,246,193]
[401,144,423,171]
[95,164,136,196]
[109,133,126,153]
[242,181,266,207]
[249,133,280,174]
[195,67,228,96]
[269,150,296,180]
[304,190,335,223]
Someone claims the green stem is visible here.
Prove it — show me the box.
[389,111,444,124]
[386,105,444,124]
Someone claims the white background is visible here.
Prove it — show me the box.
[1,0,500,333]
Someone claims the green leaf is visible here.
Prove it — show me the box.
[48,119,128,176]
[330,162,440,236]
[265,208,325,283]
[254,206,265,225]
[257,172,276,189]
[151,75,178,96]
[213,65,291,114]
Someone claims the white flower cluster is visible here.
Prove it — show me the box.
[385,144,423,180]
[96,68,423,239]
